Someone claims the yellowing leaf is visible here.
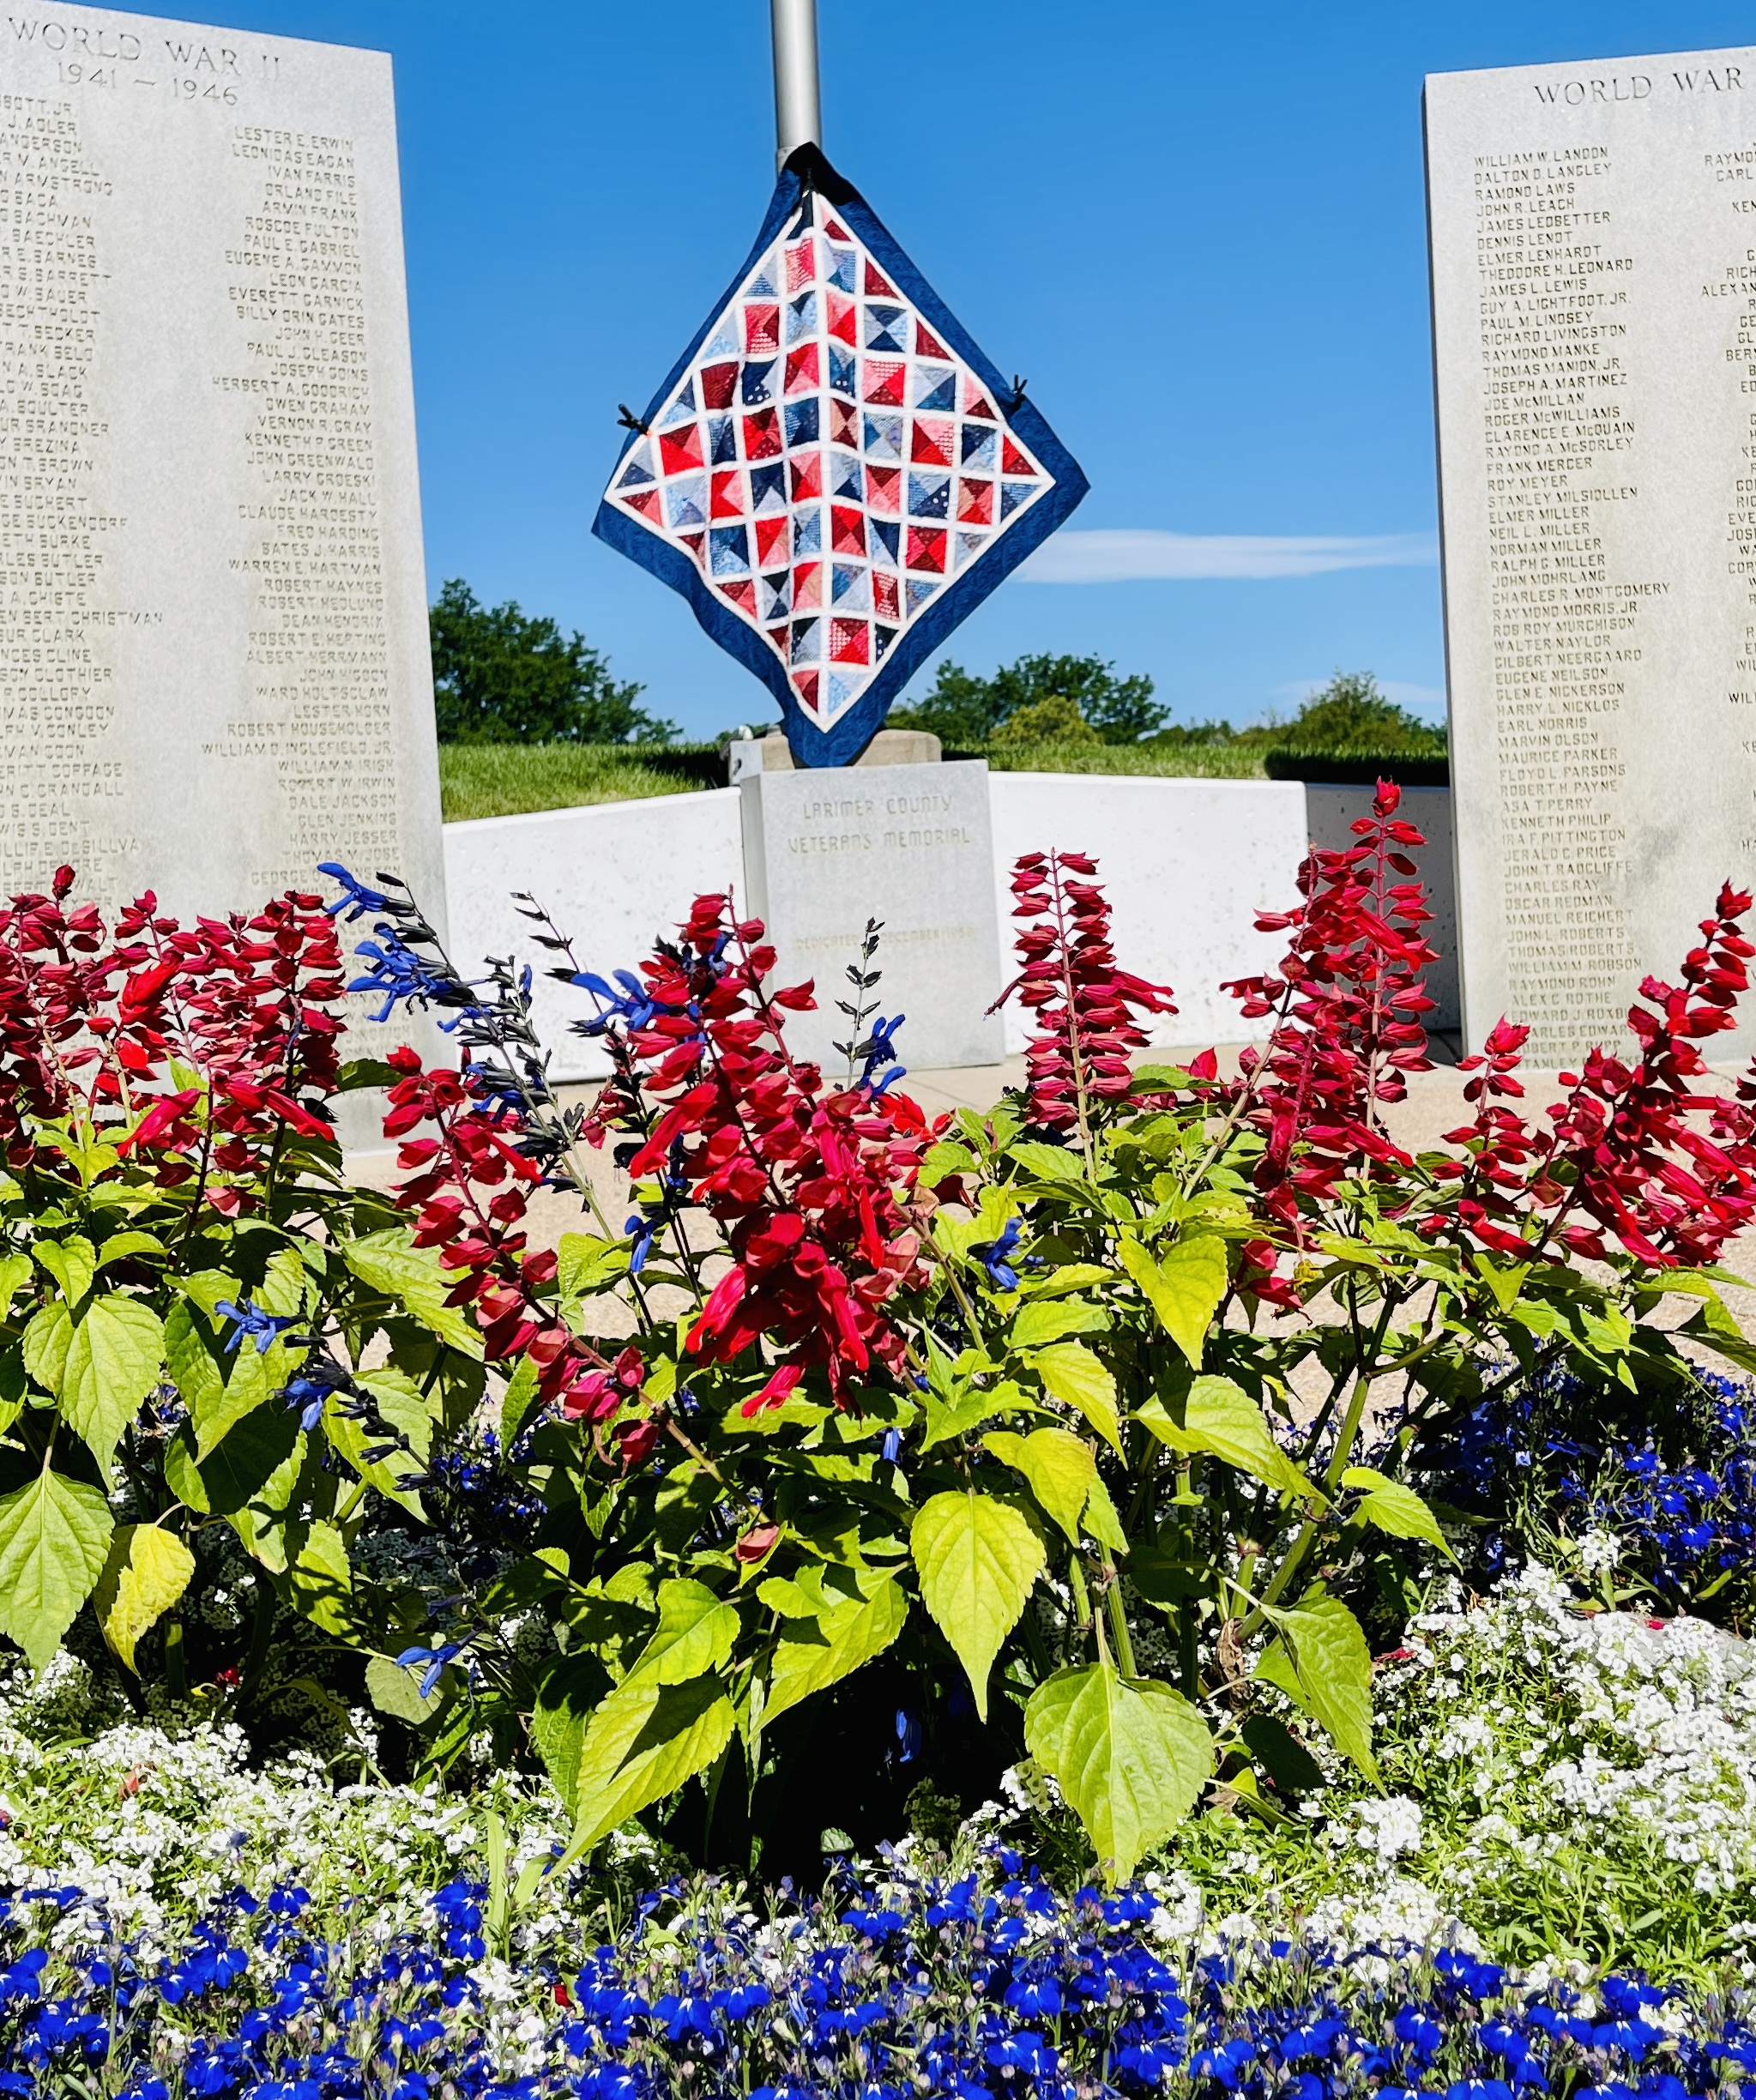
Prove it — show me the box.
[1024,1662,1212,1884]
[765,1575,906,1723]
[1118,1234,1228,1368]
[93,1524,195,1673]
[1032,1342,1123,1457]
[0,1469,113,1669]
[1137,1377,1319,1502]
[910,1490,1044,1720]
[983,1427,1096,1543]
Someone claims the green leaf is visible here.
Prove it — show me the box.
[1137,1377,1319,1502]
[92,1524,195,1673]
[0,1252,32,1322]
[20,1300,71,1397]
[1023,1662,1213,1884]
[1031,1342,1123,1457]
[557,1232,630,1301]
[1239,1712,1326,1797]
[366,1651,448,1727]
[1083,1469,1129,1556]
[334,1369,434,1518]
[94,1230,167,1272]
[0,1468,113,1668]
[192,1333,274,1462]
[1118,1234,1228,1368]
[764,1574,906,1723]
[623,1579,739,1691]
[164,1299,223,1417]
[58,1296,165,1474]
[1276,1593,1379,1783]
[572,1673,735,1849]
[919,1138,976,1183]
[910,1490,1044,1721]
[1680,1289,1756,1374]
[1011,1299,1109,1348]
[287,1520,353,1636]
[165,1403,304,1523]
[337,1056,402,1092]
[341,1228,484,1357]
[34,1237,94,1306]
[1008,1141,1086,1184]
[530,1651,611,1815]
[920,1381,1013,1451]
[499,1354,543,1450]
[982,1427,1095,1544]
[1340,1467,1456,1560]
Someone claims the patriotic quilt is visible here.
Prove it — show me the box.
[592,147,1089,767]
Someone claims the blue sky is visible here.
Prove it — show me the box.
[217,0,1756,738]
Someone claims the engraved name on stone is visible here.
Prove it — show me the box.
[1428,49,1756,1062]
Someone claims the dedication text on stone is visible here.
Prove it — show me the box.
[1428,48,1756,1061]
[0,3,440,928]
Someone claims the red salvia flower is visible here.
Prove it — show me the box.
[991,850,1176,1148]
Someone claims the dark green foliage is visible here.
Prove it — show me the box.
[893,651,1168,747]
[430,578,678,746]
[1279,670,1445,755]
[1145,672,1447,759]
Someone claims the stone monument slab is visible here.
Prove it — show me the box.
[739,760,1006,1072]
[0,5,444,996]
[1427,47,1756,1062]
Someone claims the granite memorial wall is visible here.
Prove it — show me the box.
[1429,45,1756,1063]
[0,3,443,969]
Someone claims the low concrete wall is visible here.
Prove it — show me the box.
[442,774,1457,1079]
[987,773,1308,1052]
[443,788,743,1082]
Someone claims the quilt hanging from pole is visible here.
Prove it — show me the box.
[593,147,1088,768]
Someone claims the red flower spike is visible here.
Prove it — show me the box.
[990,851,1175,1144]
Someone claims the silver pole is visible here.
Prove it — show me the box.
[770,0,822,170]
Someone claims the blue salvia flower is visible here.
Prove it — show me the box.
[969,1219,1023,1293]
[277,1357,347,1433]
[858,1012,907,1095]
[348,931,473,1029]
[316,862,391,921]
[394,1640,467,1700]
[214,1299,298,1355]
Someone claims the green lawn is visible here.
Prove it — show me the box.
[439,737,1273,821]
[438,743,715,822]
[981,739,1268,779]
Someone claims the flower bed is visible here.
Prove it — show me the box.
[6,788,1756,2078]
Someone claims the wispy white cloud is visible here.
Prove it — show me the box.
[1016,528,1440,583]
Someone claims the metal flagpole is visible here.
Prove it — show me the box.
[769,0,822,169]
